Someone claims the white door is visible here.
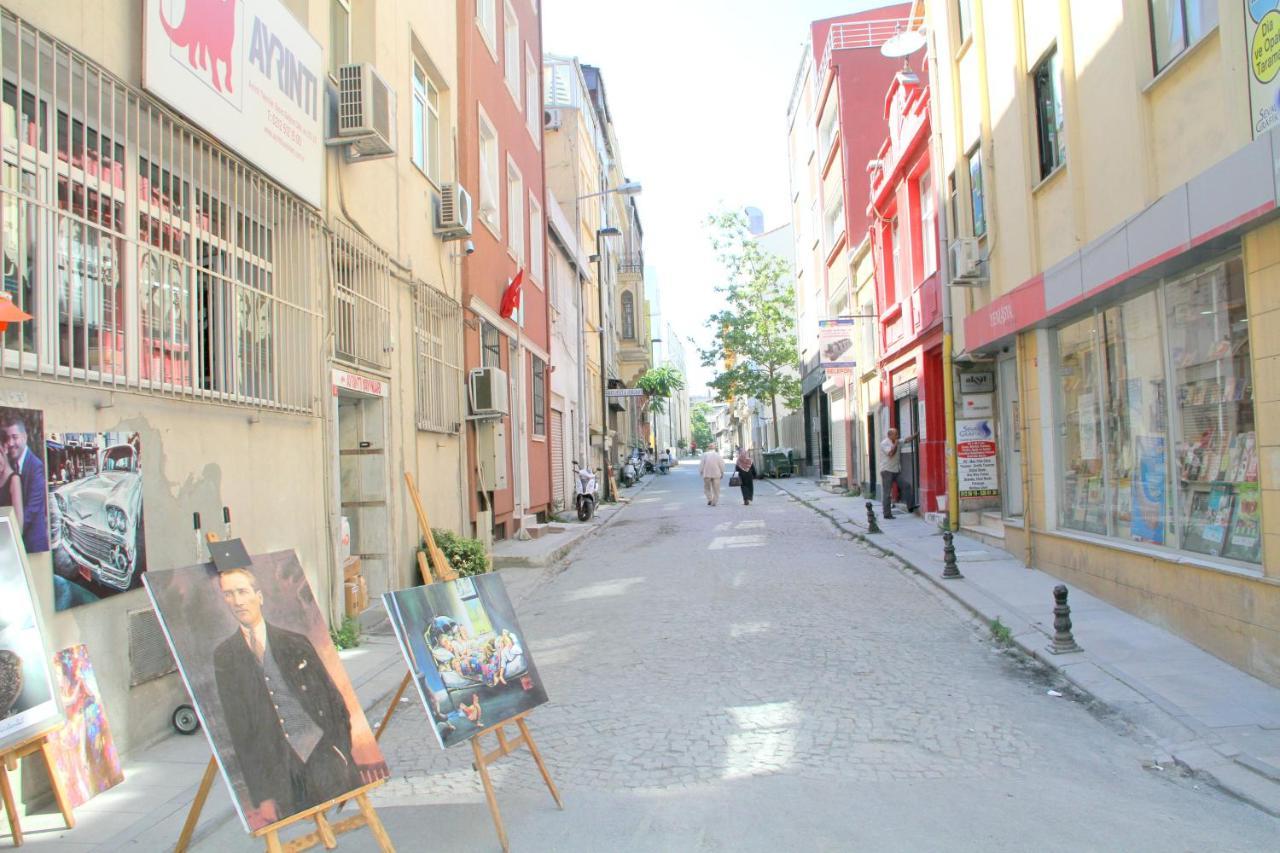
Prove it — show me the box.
[550,409,565,510]
[829,389,847,477]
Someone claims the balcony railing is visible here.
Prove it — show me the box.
[819,18,918,90]
[618,253,644,274]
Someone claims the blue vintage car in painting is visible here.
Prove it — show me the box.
[53,444,145,591]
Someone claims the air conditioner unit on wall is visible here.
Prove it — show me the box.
[469,367,510,416]
[336,63,395,158]
[949,238,988,286]
[544,108,563,131]
[434,184,473,240]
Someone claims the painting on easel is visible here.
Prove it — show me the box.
[384,573,547,749]
[144,550,389,832]
[0,512,61,752]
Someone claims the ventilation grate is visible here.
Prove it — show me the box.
[128,607,177,687]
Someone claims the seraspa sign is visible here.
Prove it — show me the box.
[143,0,324,207]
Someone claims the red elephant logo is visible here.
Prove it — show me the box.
[159,0,238,94]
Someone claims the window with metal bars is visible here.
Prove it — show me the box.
[0,10,323,413]
[532,355,546,436]
[481,321,503,368]
[413,284,463,433]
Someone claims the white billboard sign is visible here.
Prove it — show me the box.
[818,318,857,372]
[143,0,325,207]
[956,418,999,499]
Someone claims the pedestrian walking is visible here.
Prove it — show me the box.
[699,447,725,506]
[734,447,756,505]
[878,427,913,519]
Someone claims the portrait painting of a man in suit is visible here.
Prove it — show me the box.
[144,550,388,833]
[213,567,360,827]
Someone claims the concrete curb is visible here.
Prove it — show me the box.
[767,478,1280,817]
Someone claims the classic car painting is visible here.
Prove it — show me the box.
[49,432,146,610]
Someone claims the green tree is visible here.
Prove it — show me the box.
[700,211,802,447]
[636,364,685,414]
[691,401,714,450]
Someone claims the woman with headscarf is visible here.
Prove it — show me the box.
[734,447,756,505]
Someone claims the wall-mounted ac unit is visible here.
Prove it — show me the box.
[469,367,509,416]
[544,108,563,131]
[336,63,395,158]
[949,238,987,286]
[434,184,473,240]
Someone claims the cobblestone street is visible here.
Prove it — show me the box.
[294,466,1278,852]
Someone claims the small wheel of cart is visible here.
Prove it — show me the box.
[172,704,201,735]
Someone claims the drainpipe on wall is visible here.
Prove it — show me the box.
[923,20,961,532]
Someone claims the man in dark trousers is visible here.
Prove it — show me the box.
[3,419,46,553]
[213,567,359,828]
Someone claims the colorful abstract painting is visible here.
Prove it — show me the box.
[50,645,123,807]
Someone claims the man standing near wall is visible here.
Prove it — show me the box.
[699,446,725,507]
[878,427,913,519]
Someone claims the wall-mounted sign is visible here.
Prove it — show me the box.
[1247,0,1280,137]
[961,392,994,418]
[818,319,857,372]
[959,372,994,394]
[956,417,998,498]
[333,368,387,397]
[143,0,325,207]
[605,388,646,398]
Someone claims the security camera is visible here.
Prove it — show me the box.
[464,239,476,255]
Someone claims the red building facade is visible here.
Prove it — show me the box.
[868,64,944,516]
[458,0,551,538]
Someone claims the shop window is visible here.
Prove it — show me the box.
[532,356,546,436]
[967,144,986,238]
[1052,254,1259,566]
[1149,0,1218,74]
[1056,315,1106,536]
[1032,48,1066,180]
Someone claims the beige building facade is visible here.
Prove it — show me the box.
[929,0,1280,685]
[0,0,467,754]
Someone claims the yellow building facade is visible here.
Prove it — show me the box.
[929,0,1280,685]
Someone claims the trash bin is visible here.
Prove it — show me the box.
[762,449,794,478]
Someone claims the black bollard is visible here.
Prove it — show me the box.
[1047,584,1083,654]
[941,529,963,579]
[865,501,882,534]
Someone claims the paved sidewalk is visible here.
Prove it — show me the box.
[492,471,661,569]
[767,476,1280,816]
[2,474,663,851]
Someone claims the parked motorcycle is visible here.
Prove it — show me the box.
[573,462,599,521]
[621,456,639,487]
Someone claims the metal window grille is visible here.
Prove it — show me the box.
[328,221,392,372]
[0,10,323,414]
[481,321,502,368]
[412,282,462,433]
[532,356,545,436]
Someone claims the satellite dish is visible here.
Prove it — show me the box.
[880,29,926,58]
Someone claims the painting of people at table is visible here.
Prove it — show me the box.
[144,550,389,832]
[0,406,48,555]
[383,573,547,749]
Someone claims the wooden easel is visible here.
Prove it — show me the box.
[173,532,394,853]
[0,729,74,847]
[368,475,562,852]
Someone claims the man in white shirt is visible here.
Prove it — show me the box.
[878,428,914,519]
[699,448,725,506]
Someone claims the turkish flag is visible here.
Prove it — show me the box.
[499,269,524,319]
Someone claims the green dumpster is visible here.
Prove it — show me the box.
[762,448,795,478]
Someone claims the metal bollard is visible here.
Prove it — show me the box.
[865,501,882,534]
[941,529,963,579]
[1046,584,1083,654]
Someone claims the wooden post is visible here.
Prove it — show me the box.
[516,717,563,809]
[0,762,21,848]
[373,673,413,741]
[0,732,78,848]
[175,757,219,853]
[471,737,509,853]
[404,472,458,581]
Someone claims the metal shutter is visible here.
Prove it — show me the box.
[829,389,847,477]
[551,409,565,510]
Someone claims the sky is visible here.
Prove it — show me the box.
[543,0,895,396]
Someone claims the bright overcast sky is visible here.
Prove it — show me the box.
[544,0,896,395]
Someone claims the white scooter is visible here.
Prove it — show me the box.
[573,462,599,521]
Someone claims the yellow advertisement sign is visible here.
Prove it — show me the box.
[1248,2,1280,136]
